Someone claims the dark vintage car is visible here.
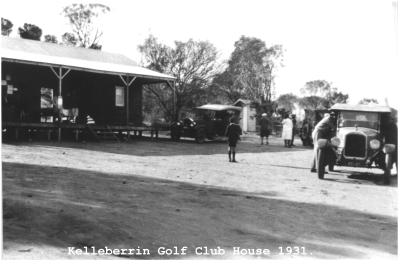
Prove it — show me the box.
[170,104,242,143]
[316,103,397,184]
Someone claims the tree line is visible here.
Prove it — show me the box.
[2,3,109,49]
[2,3,378,123]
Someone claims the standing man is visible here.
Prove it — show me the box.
[382,114,398,171]
[310,112,336,172]
[290,114,297,147]
[225,117,242,162]
[260,113,271,145]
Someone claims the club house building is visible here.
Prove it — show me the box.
[1,36,175,141]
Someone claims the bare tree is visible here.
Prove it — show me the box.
[61,32,78,46]
[62,3,110,49]
[139,35,219,120]
[276,93,299,112]
[212,36,283,104]
[299,80,348,110]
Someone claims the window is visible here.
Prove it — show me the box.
[41,87,54,108]
[40,87,54,122]
[115,86,125,107]
[338,111,379,130]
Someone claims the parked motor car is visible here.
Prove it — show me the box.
[316,103,397,184]
[170,104,242,143]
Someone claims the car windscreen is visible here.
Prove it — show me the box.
[194,109,214,120]
[338,111,379,130]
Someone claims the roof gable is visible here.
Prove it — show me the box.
[196,104,242,111]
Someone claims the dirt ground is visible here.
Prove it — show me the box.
[1,133,398,259]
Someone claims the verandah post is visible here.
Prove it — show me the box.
[58,67,62,142]
[50,66,71,142]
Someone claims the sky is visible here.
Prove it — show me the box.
[1,0,399,105]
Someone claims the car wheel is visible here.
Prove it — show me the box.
[170,130,181,141]
[195,129,206,144]
[383,153,392,185]
[317,149,325,179]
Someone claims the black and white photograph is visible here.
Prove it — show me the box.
[1,0,399,261]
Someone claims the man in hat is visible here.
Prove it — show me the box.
[290,114,297,147]
[310,112,336,172]
[382,114,398,171]
[260,113,271,145]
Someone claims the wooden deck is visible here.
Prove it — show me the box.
[2,122,165,142]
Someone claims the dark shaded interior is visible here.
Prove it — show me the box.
[1,61,160,126]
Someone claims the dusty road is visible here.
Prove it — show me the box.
[1,134,398,259]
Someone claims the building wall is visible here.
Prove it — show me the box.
[2,62,54,122]
[129,79,143,126]
[237,104,257,132]
[247,107,257,132]
[242,106,248,131]
[1,61,144,126]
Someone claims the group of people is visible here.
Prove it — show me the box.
[223,112,299,163]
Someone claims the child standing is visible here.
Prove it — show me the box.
[225,117,242,162]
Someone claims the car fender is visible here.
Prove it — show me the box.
[383,144,396,154]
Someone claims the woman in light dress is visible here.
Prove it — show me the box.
[281,113,293,147]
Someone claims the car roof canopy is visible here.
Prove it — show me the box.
[330,103,392,113]
[196,104,242,111]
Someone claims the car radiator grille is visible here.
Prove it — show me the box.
[344,134,366,157]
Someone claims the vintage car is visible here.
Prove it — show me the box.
[170,104,242,143]
[316,103,397,184]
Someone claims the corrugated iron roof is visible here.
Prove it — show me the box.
[330,103,392,113]
[1,36,175,81]
[233,99,252,106]
[196,104,242,111]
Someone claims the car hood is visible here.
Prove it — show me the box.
[336,127,379,148]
